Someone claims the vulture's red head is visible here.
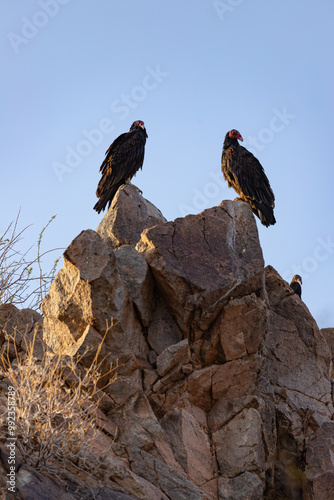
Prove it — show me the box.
[132,120,145,130]
[131,120,148,137]
[228,129,243,142]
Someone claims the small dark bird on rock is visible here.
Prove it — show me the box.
[94,120,148,213]
[290,275,302,298]
[221,129,276,227]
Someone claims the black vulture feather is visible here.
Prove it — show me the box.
[221,129,276,227]
[94,120,148,213]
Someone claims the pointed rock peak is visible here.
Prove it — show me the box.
[96,184,167,249]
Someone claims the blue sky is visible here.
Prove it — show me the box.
[1,1,334,328]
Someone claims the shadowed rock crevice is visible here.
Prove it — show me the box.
[3,185,332,499]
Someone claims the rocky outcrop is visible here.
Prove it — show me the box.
[264,266,333,498]
[96,184,166,249]
[2,185,333,499]
[0,304,43,360]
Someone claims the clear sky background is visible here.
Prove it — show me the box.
[1,1,334,328]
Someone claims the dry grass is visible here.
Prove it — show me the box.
[0,327,117,474]
[0,213,118,478]
[0,212,61,310]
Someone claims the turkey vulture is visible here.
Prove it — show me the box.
[221,129,276,226]
[94,120,148,213]
[290,274,302,298]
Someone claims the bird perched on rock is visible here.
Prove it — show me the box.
[94,120,148,213]
[221,129,276,227]
[290,274,302,298]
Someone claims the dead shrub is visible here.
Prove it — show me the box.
[0,327,117,474]
[0,212,61,310]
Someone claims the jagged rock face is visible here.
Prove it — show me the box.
[19,185,334,499]
[322,328,334,379]
[264,266,333,499]
[136,200,265,337]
